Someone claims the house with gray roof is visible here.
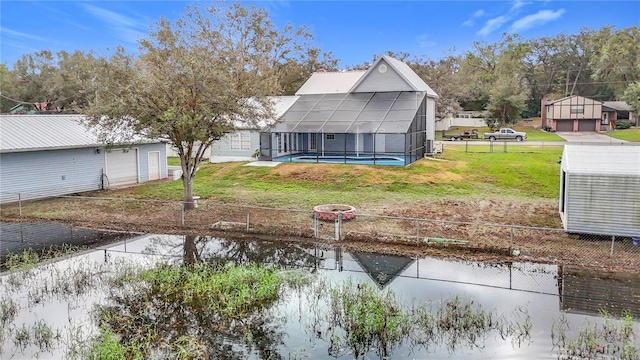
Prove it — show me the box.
[260,56,439,166]
[0,114,167,203]
[559,144,640,236]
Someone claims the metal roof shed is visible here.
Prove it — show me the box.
[0,114,167,203]
[559,145,640,236]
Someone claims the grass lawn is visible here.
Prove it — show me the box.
[604,128,640,142]
[437,126,565,142]
[123,146,564,211]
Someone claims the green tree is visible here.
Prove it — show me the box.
[278,48,339,95]
[590,26,639,100]
[460,34,530,128]
[0,64,18,113]
[82,3,313,209]
[411,54,465,119]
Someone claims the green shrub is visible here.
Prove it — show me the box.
[616,120,633,130]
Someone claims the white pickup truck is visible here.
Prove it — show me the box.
[483,128,527,141]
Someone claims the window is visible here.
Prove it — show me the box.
[570,105,584,114]
[309,134,317,150]
[326,134,335,140]
[230,131,250,150]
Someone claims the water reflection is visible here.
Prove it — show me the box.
[0,221,132,263]
[1,232,638,359]
[559,265,640,318]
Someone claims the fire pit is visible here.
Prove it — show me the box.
[313,204,357,222]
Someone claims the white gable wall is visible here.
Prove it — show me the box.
[350,59,414,93]
[559,145,640,236]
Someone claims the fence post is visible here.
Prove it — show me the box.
[504,141,507,153]
[181,203,185,226]
[465,141,468,153]
[121,199,126,223]
[610,235,615,257]
[18,193,22,217]
[335,211,343,241]
[489,141,493,153]
[416,219,420,243]
[313,212,318,238]
[246,209,250,233]
[509,226,514,254]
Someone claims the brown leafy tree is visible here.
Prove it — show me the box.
[82,3,313,209]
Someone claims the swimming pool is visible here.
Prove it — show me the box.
[273,153,414,166]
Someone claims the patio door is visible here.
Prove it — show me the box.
[309,133,317,151]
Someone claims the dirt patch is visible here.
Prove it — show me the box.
[374,198,562,228]
[268,163,462,185]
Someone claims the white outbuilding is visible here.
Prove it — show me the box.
[559,144,640,236]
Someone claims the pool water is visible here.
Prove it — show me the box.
[273,153,415,166]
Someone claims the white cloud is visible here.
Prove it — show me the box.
[510,9,566,32]
[462,9,486,27]
[415,34,436,48]
[81,3,146,44]
[477,16,509,36]
[510,0,531,12]
[0,27,47,42]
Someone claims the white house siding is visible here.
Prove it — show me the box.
[0,148,104,203]
[559,145,640,237]
[564,174,640,236]
[435,116,486,131]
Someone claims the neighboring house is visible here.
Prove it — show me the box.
[602,100,636,126]
[260,55,439,165]
[542,95,635,132]
[435,111,485,131]
[559,145,640,237]
[209,96,299,163]
[0,114,167,203]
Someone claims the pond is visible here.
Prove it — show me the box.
[0,230,638,359]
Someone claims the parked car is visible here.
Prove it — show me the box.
[483,128,527,141]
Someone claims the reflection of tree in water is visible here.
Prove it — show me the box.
[98,262,302,359]
[149,234,322,269]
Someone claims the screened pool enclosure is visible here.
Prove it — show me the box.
[260,91,433,166]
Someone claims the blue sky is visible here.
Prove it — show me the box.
[1,1,638,69]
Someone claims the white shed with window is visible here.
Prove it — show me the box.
[559,145,640,236]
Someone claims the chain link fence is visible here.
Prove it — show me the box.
[1,192,638,270]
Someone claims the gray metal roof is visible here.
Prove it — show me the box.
[295,71,366,95]
[0,114,159,153]
[562,145,640,175]
[235,96,299,129]
[0,114,101,152]
[603,101,632,111]
[268,91,426,134]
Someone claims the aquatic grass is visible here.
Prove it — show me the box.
[305,277,533,358]
[0,297,18,328]
[552,310,639,359]
[96,262,309,359]
[88,327,126,360]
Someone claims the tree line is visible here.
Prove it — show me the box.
[1,22,637,126]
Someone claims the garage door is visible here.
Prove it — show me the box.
[556,120,573,132]
[578,119,597,131]
[106,148,138,187]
